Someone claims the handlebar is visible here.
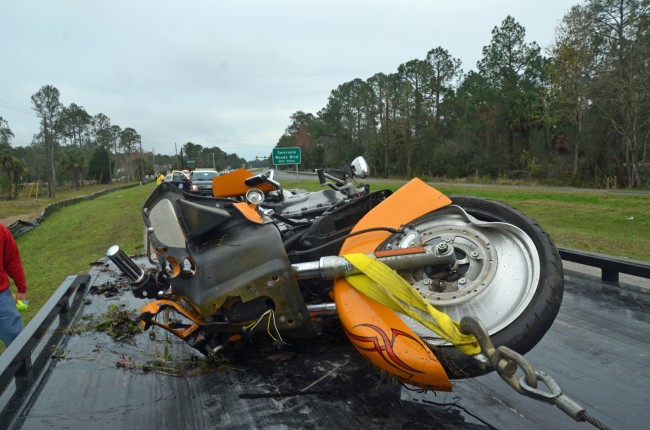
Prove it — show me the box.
[245,171,282,190]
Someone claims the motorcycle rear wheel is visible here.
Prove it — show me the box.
[382,196,564,379]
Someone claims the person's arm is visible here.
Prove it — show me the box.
[3,228,27,299]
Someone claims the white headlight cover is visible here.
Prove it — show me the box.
[245,188,265,205]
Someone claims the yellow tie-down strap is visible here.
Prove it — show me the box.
[343,253,480,356]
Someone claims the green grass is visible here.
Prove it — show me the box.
[433,187,648,261]
[14,184,154,325]
[0,183,138,221]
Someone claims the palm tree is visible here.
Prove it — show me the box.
[0,151,27,199]
[60,146,86,190]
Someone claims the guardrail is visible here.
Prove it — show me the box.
[558,248,650,283]
[0,274,91,424]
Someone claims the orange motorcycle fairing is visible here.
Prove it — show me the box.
[333,178,453,391]
[212,167,275,198]
[233,201,265,224]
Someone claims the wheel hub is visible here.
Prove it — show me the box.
[381,207,540,340]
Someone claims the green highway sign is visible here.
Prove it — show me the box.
[272,147,301,165]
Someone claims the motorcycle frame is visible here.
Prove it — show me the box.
[110,171,460,391]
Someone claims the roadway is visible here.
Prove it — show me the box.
[1,263,648,429]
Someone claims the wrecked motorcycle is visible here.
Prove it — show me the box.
[107,157,564,391]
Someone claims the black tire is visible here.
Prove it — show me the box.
[383,196,564,379]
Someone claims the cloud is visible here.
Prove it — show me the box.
[1,0,575,162]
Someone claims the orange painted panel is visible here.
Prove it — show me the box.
[340,178,451,255]
[333,178,453,390]
[212,168,275,198]
[233,202,264,224]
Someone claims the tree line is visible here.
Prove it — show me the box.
[0,87,245,199]
[1,85,149,199]
[178,142,246,172]
[275,0,650,188]
[3,1,647,196]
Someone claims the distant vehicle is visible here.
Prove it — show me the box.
[190,169,220,196]
[163,170,195,192]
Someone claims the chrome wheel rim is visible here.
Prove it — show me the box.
[383,207,540,345]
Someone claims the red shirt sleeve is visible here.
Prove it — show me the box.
[2,225,27,294]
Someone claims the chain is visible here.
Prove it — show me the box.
[459,316,613,430]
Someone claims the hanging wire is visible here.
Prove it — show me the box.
[243,309,285,345]
[243,309,272,332]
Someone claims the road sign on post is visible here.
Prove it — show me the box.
[272,147,301,165]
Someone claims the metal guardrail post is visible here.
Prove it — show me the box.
[558,248,650,282]
[602,269,619,283]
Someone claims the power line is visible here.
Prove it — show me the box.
[0,98,35,116]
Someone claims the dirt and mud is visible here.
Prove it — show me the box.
[0,211,41,227]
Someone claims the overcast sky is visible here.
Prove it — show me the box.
[1,0,577,163]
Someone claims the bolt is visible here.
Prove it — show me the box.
[437,242,449,254]
[427,279,446,292]
[470,251,479,258]
[423,278,432,285]
[266,280,274,288]
[458,278,467,285]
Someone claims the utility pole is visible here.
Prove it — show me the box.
[139,139,144,182]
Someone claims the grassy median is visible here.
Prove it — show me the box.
[10,183,154,327]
